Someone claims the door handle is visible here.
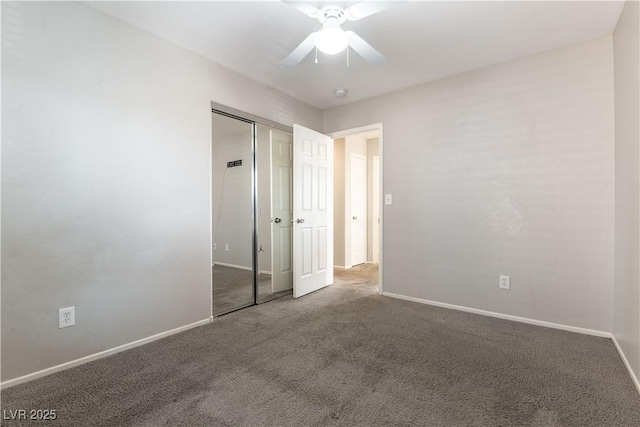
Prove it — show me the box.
[274,218,281,223]
[353,216,358,220]
[296,219,305,224]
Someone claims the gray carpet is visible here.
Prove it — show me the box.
[212,265,290,315]
[3,264,640,426]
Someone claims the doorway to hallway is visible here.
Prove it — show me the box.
[331,127,382,275]
[333,263,379,289]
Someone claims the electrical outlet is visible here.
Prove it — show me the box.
[59,307,75,328]
[499,275,511,290]
[225,243,229,252]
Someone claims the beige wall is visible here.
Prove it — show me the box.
[1,1,321,382]
[613,0,640,384]
[333,138,346,267]
[324,37,615,332]
[367,138,380,263]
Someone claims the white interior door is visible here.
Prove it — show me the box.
[271,129,293,293]
[372,155,380,264]
[293,124,333,298]
[350,154,367,266]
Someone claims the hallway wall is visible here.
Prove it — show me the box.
[613,0,640,387]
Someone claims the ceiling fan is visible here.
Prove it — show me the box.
[282,1,390,68]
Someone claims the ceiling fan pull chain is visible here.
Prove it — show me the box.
[347,46,350,68]
[315,47,318,64]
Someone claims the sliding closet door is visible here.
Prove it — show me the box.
[212,113,254,316]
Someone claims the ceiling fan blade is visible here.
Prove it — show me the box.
[282,32,317,68]
[344,1,392,21]
[282,1,321,19]
[346,31,385,64]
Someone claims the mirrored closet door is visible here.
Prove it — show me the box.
[212,112,294,316]
[211,113,254,315]
[256,124,294,304]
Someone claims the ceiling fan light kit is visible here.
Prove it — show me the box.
[282,1,390,68]
[315,24,349,55]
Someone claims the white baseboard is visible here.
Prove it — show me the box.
[213,262,252,271]
[382,292,611,338]
[611,335,640,395]
[333,265,347,269]
[1,318,211,390]
[258,270,272,275]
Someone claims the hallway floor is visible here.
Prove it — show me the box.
[334,263,379,289]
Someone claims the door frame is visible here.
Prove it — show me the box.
[328,123,384,295]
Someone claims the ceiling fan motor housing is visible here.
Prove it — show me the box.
[319,6,346,26]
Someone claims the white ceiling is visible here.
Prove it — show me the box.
[85,1,625,110]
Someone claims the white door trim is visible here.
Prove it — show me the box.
[328,123,384,295]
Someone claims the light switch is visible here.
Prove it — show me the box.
[385,194,392,205]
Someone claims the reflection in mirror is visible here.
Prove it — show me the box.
[257,125,294,303]
[212,113,254,316]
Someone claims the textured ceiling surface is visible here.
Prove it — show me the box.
[85,1,625,109]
